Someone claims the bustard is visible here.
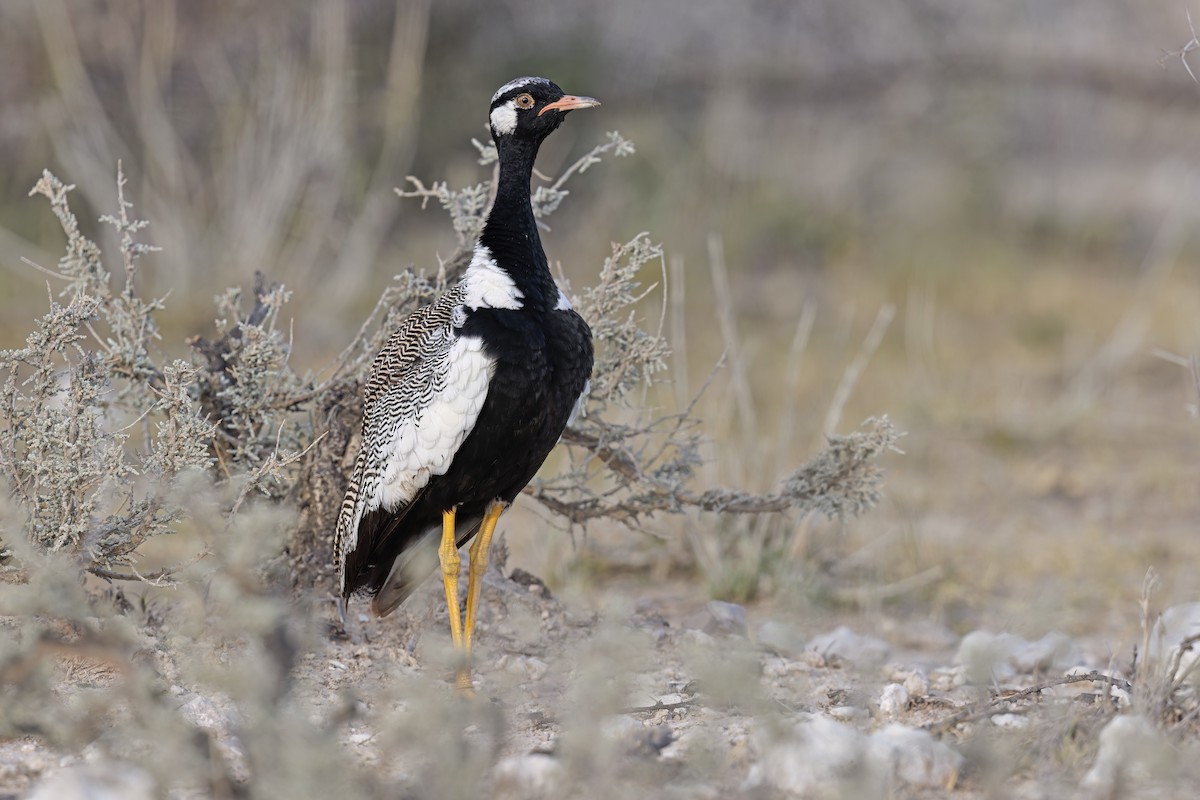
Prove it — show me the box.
[334,77,598,692]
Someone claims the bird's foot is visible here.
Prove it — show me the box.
[454,665,477,698]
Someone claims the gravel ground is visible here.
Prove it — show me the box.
[6,561,1200,799]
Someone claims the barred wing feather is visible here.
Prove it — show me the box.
[334,287,492,596]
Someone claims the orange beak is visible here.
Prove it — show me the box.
[538,94,601,116]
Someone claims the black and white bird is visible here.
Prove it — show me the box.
[334,77,598,691]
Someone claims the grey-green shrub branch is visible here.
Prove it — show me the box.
[3,169,255,581]
[537,417,900,526]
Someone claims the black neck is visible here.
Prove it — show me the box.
[479,138,555,305]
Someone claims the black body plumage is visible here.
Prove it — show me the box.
[334,78,596,616]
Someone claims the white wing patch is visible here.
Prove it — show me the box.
[463,245,523,310]
[370,334,493,512]
[554,289,573,310]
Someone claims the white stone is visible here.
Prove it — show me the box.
[867,724,963,789]
[904,670,930,698]
[1147,603,1200,684]
[991,713,1030,729]
[757,621,806,657]
[955,630,1023,684]
[879,683,910,718]
[683,600,747,637]
[746,714,871,796]
[1012,632,1078,673]
[808,625,890,665]
[500,654,549,681]
[747,717,963,795]
[955,630,1078,684]
[493,754,564,798]
[827,705,869,722]
[28,762,155,800]
[1082,715,1174,791]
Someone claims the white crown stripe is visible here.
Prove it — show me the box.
[490,76,554,105]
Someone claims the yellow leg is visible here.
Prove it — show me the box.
[437,508,465,653]
[460,501,507,680]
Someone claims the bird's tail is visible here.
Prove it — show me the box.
[333,448,370,598]
[371,511,484,617]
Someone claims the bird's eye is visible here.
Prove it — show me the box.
[514,93,534,109]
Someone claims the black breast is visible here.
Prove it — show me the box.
[434,304,591,507]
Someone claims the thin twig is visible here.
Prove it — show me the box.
[926,671,1132,732]
[618,698,698,715]
[824,304,894,437]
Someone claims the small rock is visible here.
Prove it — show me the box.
[493,754,564,799]
[1081,715,1173,791]
[867,724,963,789]
[1147,603,1200,684]
[681,628,718,648]
[757,621,806,657]
[510,568,553,599]
[28,761,155,800]
[904,671,930,698]
[955,630,1023,684]
[176,693,248,782]
[763,656,811,679]
[633,725,675,756]
[1012,632,1077,673]
[808,626,890,665]
[956,630,1078,684]
[929,667,959,692]
[683,601,748,637]
[500,654,549,681]
[881,618,958,650]
[879,683,910,718]
[828,705,869,722]
[348,731,374,745]
[746,714,870,796]
[748,716,962,794]
[991,714,1029,729]
[883,665,930,698]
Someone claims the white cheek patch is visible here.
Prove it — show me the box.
[463,244,523,310]
[489,100,518,136]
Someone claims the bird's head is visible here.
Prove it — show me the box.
[488,77,600,145]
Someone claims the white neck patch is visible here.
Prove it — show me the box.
[489,101,518,136]
[462,244,524,310]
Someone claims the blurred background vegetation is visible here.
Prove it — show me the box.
[2,0,1200,635]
